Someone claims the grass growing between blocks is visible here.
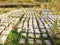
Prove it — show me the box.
[50,19,60,44]
[35,13,38,18]
[44,20,48,24]
[51,19,59,37]
[4,30,21,45]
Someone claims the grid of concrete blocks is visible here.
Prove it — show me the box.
[0,8,28,44]
[0,8,60,45]
[17,9,60,45]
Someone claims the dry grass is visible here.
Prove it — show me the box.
[0,8,17,14]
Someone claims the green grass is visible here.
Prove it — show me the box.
[0,10,11,14]
[44,20,48,24]
[4,30,21,45]
[50,19,60,45]
[0,0,34,3]
[7,15,11,19]
[4,10,28,45]
[59,20,60,23]
[51,19,59,33]
[35,13,38,18]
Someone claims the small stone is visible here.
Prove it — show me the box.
[29,29,34,33]
[42,34,47,38]
[0,26,5,30]
[18,23,23,29]
[17,29,22,33]
[40,25,44,28]
[5,26,12,31]
[23,29,27,32]
[2,23,9,27]
[36,40,42,44]
[19,38,25,44]
[0,30,2,33]
[1,30,10,36]
[44,40,51,45]
[0,35,7,44]
[45,25,50,28]
[29,26,33,29]
[28,33,34,38]
[41,29,46,33]
[28,38,34,44]
[35,34,40,38]
[22,33,27,37]
[35,29,40,34]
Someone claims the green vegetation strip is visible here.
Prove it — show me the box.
[50,19,60,44]
[0,9,11,14]
[4,30,20,45]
